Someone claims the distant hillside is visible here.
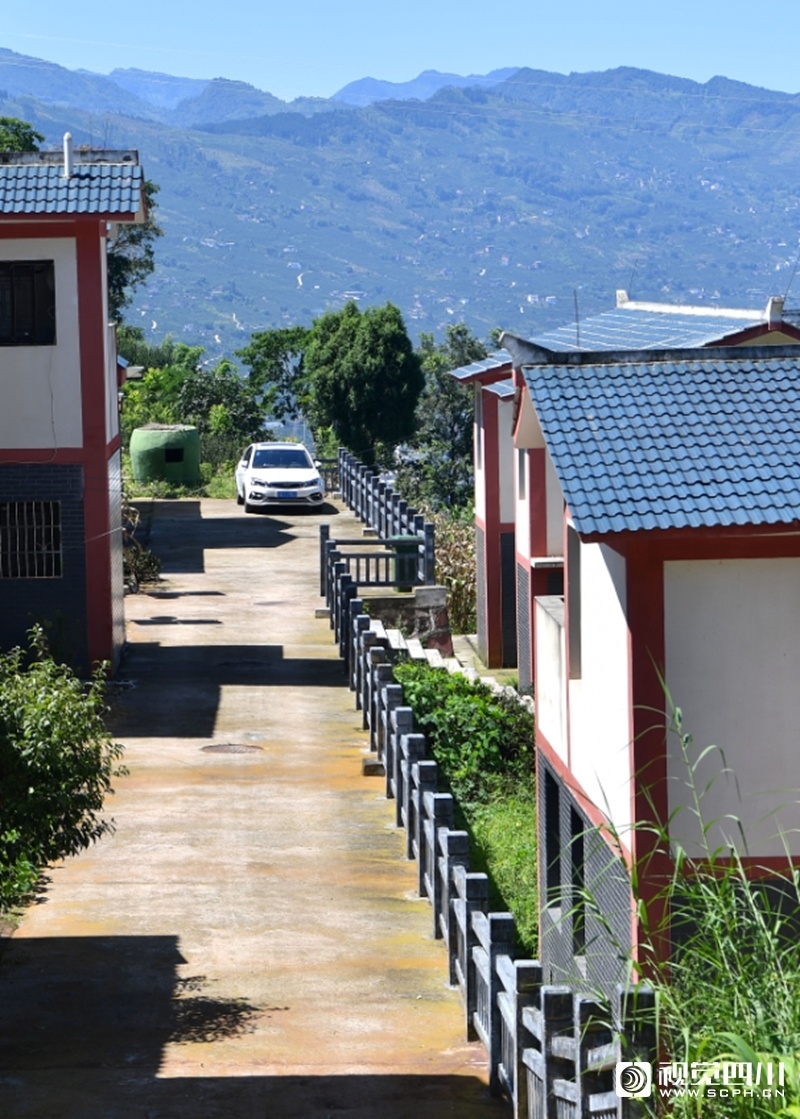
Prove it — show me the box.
[333,68,520,107]
[0,49,333,126]
[3,54,800,360]
[108,68,210,110]
[0,48,154,117]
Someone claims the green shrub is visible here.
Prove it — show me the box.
[393,661,532,803]
[0,629,126,910]
[392,661,537,953]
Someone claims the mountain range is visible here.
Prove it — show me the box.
[2,47,800,359]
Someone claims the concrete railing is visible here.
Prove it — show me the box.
[331,597,656,1118]
[337,449,435,585]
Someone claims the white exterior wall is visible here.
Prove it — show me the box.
[105,323,118,443]
[568,542,631,833]
[515,448,531,559]
[474,385,486,522]
[535,596,567,760]
[664,558,800,857]
[498,398,515,525]
[545,449,564,556]
[0,237,83,448]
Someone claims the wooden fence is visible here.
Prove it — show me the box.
[330,592,656,1118]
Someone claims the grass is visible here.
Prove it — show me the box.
[392,660,538,955]
[607,706,800,1116]
[122,455,238,501]
[467,789,538,954]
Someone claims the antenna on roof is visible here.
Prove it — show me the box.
[783,245,800,303]
[573,288,580,349]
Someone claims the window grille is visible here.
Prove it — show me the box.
[0,261,56,345]
[0,501,62,578]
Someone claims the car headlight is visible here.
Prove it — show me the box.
[309,476,323,488]
[250,478,267,488]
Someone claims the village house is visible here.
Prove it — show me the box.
[512,343,800,990]
[0,137,146,670]
[451,293,800,682]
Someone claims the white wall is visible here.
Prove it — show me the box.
[569,542,631,834]
[545,448,564,556]
[535,595,567,760]
[664,558,800,857]
[514,447,531,560]
[105,322,118,443]
[474,384,486,522]
[498,398,515,525]
[0,237,83,448]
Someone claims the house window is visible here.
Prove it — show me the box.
[0,261,56,345]
[0,501,62,578]
[570,808,586,957]
[544,769,562,907]
[164,447,184,463]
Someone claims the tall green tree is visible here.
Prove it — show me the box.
[107,179,163,321]
[396,323,488,510]
[236,325,311,419]
[305,301,423,466]
[0,117,44,152]
[176,360,264,444]
[119,338,204,444]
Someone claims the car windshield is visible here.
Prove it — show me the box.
[251,448,311,470]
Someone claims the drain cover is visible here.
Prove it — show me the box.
[201,742,263,754]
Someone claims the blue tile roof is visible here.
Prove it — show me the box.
[0,163,144,216]
[447,350,512,381]
[530,307,766,351]
[521,353,800,536]
[484,377,515,399]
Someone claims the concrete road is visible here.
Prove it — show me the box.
[0,499,505,1118]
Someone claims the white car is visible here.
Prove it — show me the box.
[235,443,325,512]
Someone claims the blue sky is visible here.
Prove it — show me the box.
[4,0,800,102]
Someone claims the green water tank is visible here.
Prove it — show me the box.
[130,425,201,485]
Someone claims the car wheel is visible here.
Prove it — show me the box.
[236,488,244,506]
[244,501,254,514]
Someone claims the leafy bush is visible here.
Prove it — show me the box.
[393,661,537,952]
[393,661,532,803]
[0,629,126,910]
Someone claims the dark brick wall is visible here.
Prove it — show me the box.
[500,531,517,668]
[516,562,531,693]
[0,464,88,669]
[475,523,487,662]
[539,756,632,1000]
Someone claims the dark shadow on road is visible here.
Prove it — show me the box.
[110,642,347,738]
[144,590,226,599]
[142,500,298,574]
[0,934,504,1119]
[245,500,341,518]
[131,617,223,626]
